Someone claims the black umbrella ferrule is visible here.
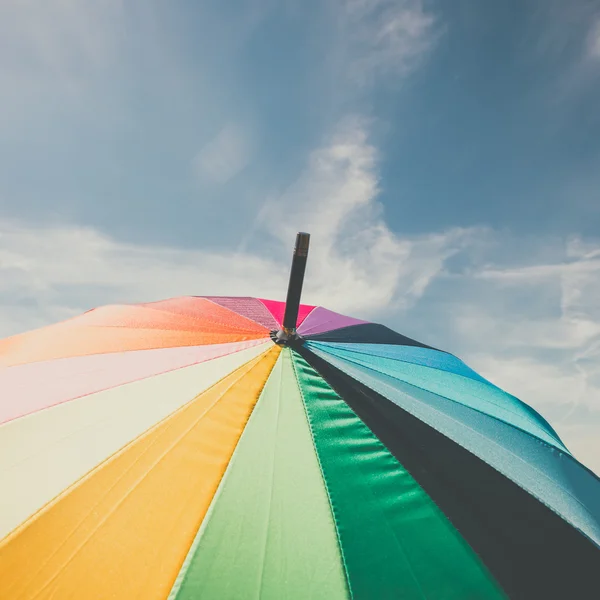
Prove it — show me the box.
[274,232,310,345]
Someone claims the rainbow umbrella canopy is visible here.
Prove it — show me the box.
[0,234,599,600]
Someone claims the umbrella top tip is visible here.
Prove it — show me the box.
[294,232,310,256]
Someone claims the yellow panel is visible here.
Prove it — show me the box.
[0,346,280,600]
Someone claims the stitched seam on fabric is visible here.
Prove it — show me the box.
[132,300,271,333]
[289,350,353,600]
[0,348,274,548]
[297,304,319,328]
[7,348,281,599]
[166,349,282,600]
[296,305,320,331]
[0,338,265,372]
[319,347,562,446]
[319,350,600,549]
[5,333,271,369]
[76,302,267,332]
[257,298,283,326]
[82,305,269,334]
[307,342,488,385]
[255,355,283,600]
[0,340,271,429]
[201,297,279,330]
[298,350,441,599]
[3,352,272,597]
[200,298,273,332]
[310,343,561,442]
[316,348,567,453]
[303,324,432,350]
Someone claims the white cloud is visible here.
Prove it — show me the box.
[0,0,125,102]
[587,19,600,59]
[0,118,465,336]
[471,251,600,351]
[254,117,470,313]
[1,114,599,474]
[0,220,284,339]
[340,0,438,83]
[192,123,254,184]
[430,234,600,473]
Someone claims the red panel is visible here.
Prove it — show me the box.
[258,299,316,327]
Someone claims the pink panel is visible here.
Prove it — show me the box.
[203,297,278,330]
[297,307,369,335]
[0,339,265,426]
[258,299,316,327]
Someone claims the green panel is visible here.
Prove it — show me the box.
[292,351,506,600]
[169,349,349,600]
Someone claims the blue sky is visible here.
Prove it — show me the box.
[1,0,599,472]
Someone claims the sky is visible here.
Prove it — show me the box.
[1,0,599,473]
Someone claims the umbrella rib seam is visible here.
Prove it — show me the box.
[316,348,566,453]
[308,343,561,441]
[289,350,354,600]
[314,349,600,549]
[0,340,271,429]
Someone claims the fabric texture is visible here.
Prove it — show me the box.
[203,296,280,330]
[169,349,348,600]
[1,295,599,600]
[258,299,316,328]
[292,351,505,600]
[0,348,280,599]
[297,307,368,335]
[0,343,270,539]
[298,345,600,599]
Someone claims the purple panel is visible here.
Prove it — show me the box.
[298,307,369,336]
[203,297,279,330]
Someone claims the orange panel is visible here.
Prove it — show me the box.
[73,303,267,333]
[0,298,270,367]
[0,346,280,600]
[140,297,272,331]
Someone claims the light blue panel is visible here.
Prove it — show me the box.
[307,341,490,383]
[306,341,565,451]
[309,346,600,550]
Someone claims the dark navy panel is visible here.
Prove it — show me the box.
[297,346,600,600]
[304,323,436,348]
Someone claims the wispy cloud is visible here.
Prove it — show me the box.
[254,117,471,313]
[587,18,600,60]
[0,118,467,336]
[1,114,600,472]
[0,0,598,477]
[0,0,125,107]
[0,0,124,75]
[340,0,439,84]
[427,233,600,471]
[192,123,254,184]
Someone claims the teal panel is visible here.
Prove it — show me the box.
[292,351,506,600]
[307,341,565,451]
[169,350,349,600]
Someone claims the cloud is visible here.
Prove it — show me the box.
[0,0,124,75]
[420,232,600,473]
[587,18,600,60]
[340,0,439,83]
[254,117,471,313]
[1,113,600,473]
[0,220,285,339]
[192,123,254,184]
[0,117,470,338]
[0,0,125,108]
[471,248,600,351]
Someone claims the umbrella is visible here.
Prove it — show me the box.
[0,233,598,600]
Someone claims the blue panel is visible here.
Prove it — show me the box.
[309,345,600,550]
[307,341,489,383]
[307,341,564,451]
